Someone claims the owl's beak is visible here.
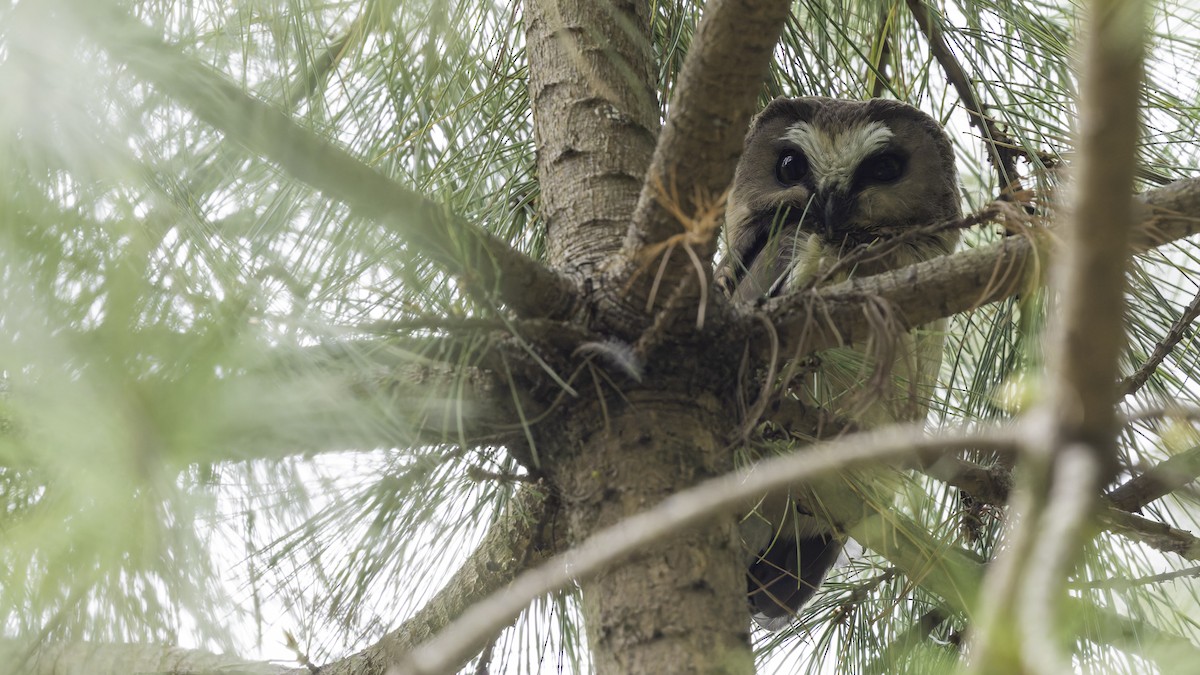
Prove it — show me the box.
[814,191,857,241]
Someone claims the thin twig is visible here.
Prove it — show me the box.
[905,0,1055,193]
[1121,287,1200,396]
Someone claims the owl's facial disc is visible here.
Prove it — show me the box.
[778,120,907,245]
[783,121,894,193]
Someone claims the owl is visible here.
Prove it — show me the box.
[719,97,961,629]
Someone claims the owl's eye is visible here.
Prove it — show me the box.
[775,150,809,185]
[860,153,906,184]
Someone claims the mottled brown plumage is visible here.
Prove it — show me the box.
[720,97,961,629]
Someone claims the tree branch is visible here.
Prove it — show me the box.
[1107,445,1200,512]
[1042,0,1144,462]
[918,454,1013,507]
[761,177,1200,368]
[0,334,534,470]
[70,2,577,321]
[1101,508,1200,562]
[140,13,359,246]
[626,0,792,255]
[990,5,1147,667]
[905,0,1047,192]
[238,329,577,467]
[1120,287,1200,396]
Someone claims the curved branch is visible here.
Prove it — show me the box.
[393,424,1018,675]
[319,486,559,675]
[71,2,577,321]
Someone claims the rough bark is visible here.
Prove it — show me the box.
[627,0,792,255]
[550,392,751,675]
[524,0,659,275]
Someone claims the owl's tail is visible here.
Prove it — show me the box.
[747,533,843,631]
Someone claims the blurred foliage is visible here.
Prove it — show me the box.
[0,0,1199,673]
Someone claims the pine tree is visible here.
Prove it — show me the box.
[3,1,1200,674]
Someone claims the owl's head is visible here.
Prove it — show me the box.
[721,97,961,299]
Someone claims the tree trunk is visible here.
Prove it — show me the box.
[549,391,754,674]
[524,0,659,276]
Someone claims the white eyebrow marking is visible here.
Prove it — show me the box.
[783,121,894,193]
